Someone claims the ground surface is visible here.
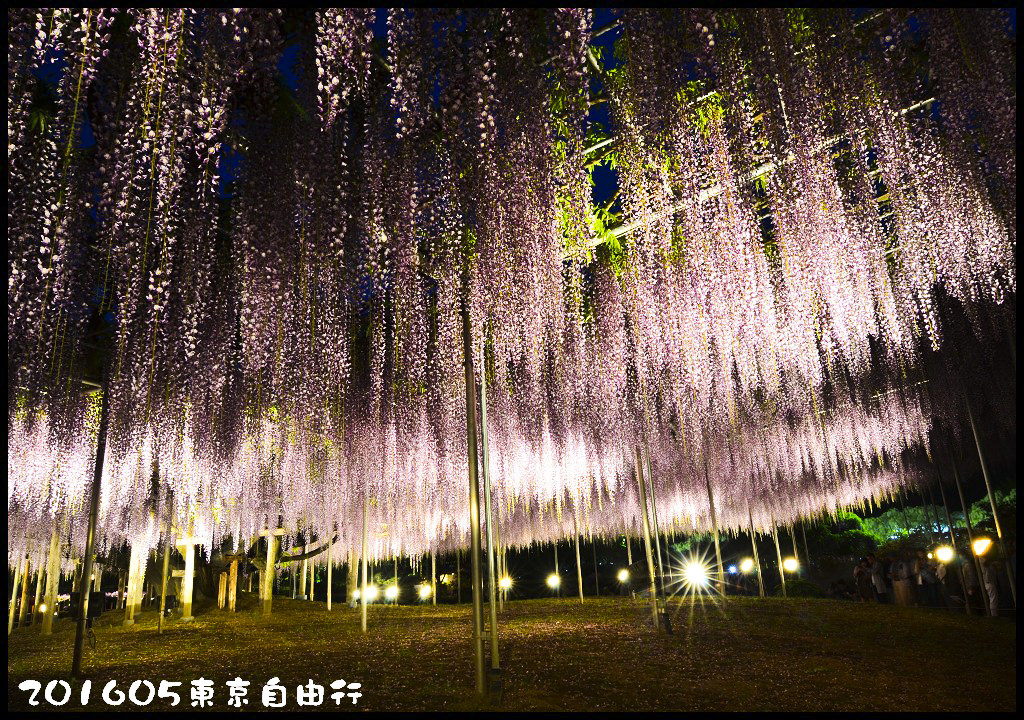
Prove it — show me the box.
[7,593,1017,712]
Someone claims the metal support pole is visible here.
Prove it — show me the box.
[592,538,600,597]
[462,296,486,696]
[748,509,765,598]
[772,521,786,597]
[703,458,725,598]
[431,551,437,606]
[478,372,500,673]
[950,452,992,616]
[634,446,660,628]
[967,402,1015,605]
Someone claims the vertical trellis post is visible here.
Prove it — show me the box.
[935,465,971,615]
[704,457,725,599]
[634,447,660,629]
[967,402,1015,606]
[326,536,332,611]
[771,520,786,598]
[478,370,501,677]
[461,294,486,696]
[748,509,765,598]
[361,492,369,632]
[949,453,992,616]
[41,527,60,635]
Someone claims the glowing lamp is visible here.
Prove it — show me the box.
[363,584,379,602]
[384,585,399,601]
[683,561,709,589]
[972,538,992,556]
[546,573,560,588]
[935,546,955,563]
[418,585,432,600]
[499,576,512,590]
[616,569,629,583]
[739,558,755,573]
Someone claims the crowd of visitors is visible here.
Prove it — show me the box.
[828,546,1010,616]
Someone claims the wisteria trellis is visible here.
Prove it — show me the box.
[7,8,1016,566]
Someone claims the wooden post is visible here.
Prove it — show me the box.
[41,528,60,635]
[124,545,139,625]
[218,573,228,609]
[298,547,307,600]
[179,542,195,621]
[116,570,125,610]
[158,541,170,633]
[430,551,436,606]
[262,533,278,616]
[592,537,600,597]
[229,559,239,611]
[18,559,33,629]
[33,567,45,625]
[309,557,315,602]
[456,549,461,604]
[8,552,24,635]
[326,540,332,611]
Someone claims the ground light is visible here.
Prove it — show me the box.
[727,564,738,575]
[385,585,399,602]
[682,561,710,591]
[782,557,799,573]
[617,568,629,583]
[418,585,432,600]
[546,573,560,589]
[739,557,755,573]
[972,538,992,556]
[363,585,379,602]
[499,576,512,590]
[935,546,955,563]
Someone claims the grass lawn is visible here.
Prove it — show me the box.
[7,593,1016,712]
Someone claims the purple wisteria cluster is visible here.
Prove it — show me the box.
[7,9,1016,565]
